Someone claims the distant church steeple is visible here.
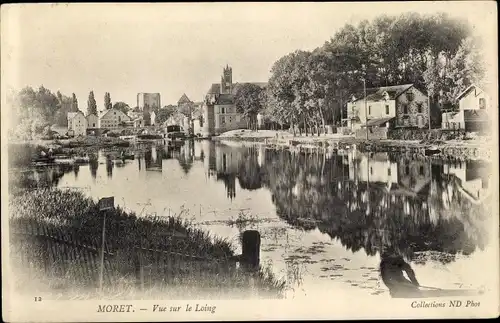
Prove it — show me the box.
[220,65,233,94]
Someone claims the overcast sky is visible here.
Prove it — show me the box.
[1,2,496,110]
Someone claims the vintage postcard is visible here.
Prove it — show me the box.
[1,2,498,321]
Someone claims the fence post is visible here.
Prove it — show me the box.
[134,247,144,292]
[240,230,260,272]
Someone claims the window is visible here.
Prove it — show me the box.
[419,166,424,176]
[388,168,391,176]
[368,106,371,115]
[417,103,423,113]
[479,98,486,109]
[385,105,389,115]
[370,167,373,175]
[405,165,410,175]
[221,107,225,114]
[406,91,415,101]
[403,104,408,114]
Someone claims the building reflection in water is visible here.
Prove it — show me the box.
[89,154,98,180]
[14,142,491,269]
[73,164,80,179]
[145,146,162,172]
[106,157,114,178]
[213,142,492,263]
[177,141,194,175]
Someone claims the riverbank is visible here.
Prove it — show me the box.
[8,188,286,300]
[213,129,493,161]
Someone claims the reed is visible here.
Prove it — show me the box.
[9,188,286,299]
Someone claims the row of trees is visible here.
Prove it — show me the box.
[8,86,133,140]
[234,12,486,134]
[87,91,130,116]
[9,86,79,139]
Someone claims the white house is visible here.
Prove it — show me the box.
[98,108,131,129]
[86,113,98,129]
[67,111,87,137]
[442,84,491,131]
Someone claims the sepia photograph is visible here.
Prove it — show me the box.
[1,2,498,321]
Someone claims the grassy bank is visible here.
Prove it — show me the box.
[8,188,286,300]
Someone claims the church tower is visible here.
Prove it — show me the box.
[220,65,232,94]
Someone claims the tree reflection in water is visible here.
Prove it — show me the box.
[213,143,490,264]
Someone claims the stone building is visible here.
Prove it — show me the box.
[347,84,429,130]
[67,111,87,137]
[202,65,267,136]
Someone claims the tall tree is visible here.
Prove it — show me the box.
[234,83,264,130]
[72,93,78,110]
[104,92,112,110]
[87,91,97,115]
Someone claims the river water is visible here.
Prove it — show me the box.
[10,140,496,299]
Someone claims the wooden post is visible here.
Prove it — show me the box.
[134,247,144,291]
[240,230,260,272]
[98,197,114,293]
[98,210,107,292]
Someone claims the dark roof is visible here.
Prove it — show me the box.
[177,93,192,105]
[363,117,395,127]
[464,109,489,122]
[352,84,415,103]
[217,94,234,105]
[207,84,221,95]
[206,82,267,96]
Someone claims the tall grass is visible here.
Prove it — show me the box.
[9,188,286,299]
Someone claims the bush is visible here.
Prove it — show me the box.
[388,129,465,141]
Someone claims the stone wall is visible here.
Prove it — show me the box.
[355,127,388,140]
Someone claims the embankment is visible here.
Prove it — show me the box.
[212,130,492,161]
[8,188,285,299]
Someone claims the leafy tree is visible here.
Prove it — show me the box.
[72,93,78,110]
[87,91,97,116]
[234,83,264,130]
[112,101,130,114]
[156,105,177,125]
[104,92,112,110]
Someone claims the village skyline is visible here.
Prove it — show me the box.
[2,2,495,109]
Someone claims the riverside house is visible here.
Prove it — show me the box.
[442,84,491,133]
[98,108,131,129]
[346,84,429,139]
[67,111,87,137]
[202,65,267,136]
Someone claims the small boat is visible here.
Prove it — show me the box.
[32,156,55,163]
[425,145,441,156]
[137,134,164,140]
[119,152,135,160]
[73,156,90,164]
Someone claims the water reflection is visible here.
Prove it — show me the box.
[89,154,98,180]
[10,141,491,269]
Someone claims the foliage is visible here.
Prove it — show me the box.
[72,93,78,110]
[104,92,112,110]
[234,83,264,129]
[156,105,177,125]
[388,128,465,141]
[8,188,286,299]
[87,91,97,116]
[112,101,130,114]
[8,86,81,139]
[265,12,485,133]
